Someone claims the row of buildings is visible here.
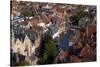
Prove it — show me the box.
[10,0,96,65]
[54,5,96,63]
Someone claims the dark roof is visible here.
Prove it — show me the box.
[58,30,74,50]
[58,33,69,50]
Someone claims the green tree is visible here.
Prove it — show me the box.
[38,35,57,64]
[21,9,32,17]
[70,11,88,25]
[14,61,30,66]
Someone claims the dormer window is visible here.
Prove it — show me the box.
[24,45,29,56]
[24,45,28,52]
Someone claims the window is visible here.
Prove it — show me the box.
[17,48,20,54]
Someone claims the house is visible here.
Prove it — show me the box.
[11,38,25,55]
[23,35,33,57]
[54,49,71,63]
[11,0,21,20]
[11,34,38,64]
[58,19,66,34]
[71,55,81,62]
[79,46,96,61]
[86,24,96,38]
[11,34,33,56]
